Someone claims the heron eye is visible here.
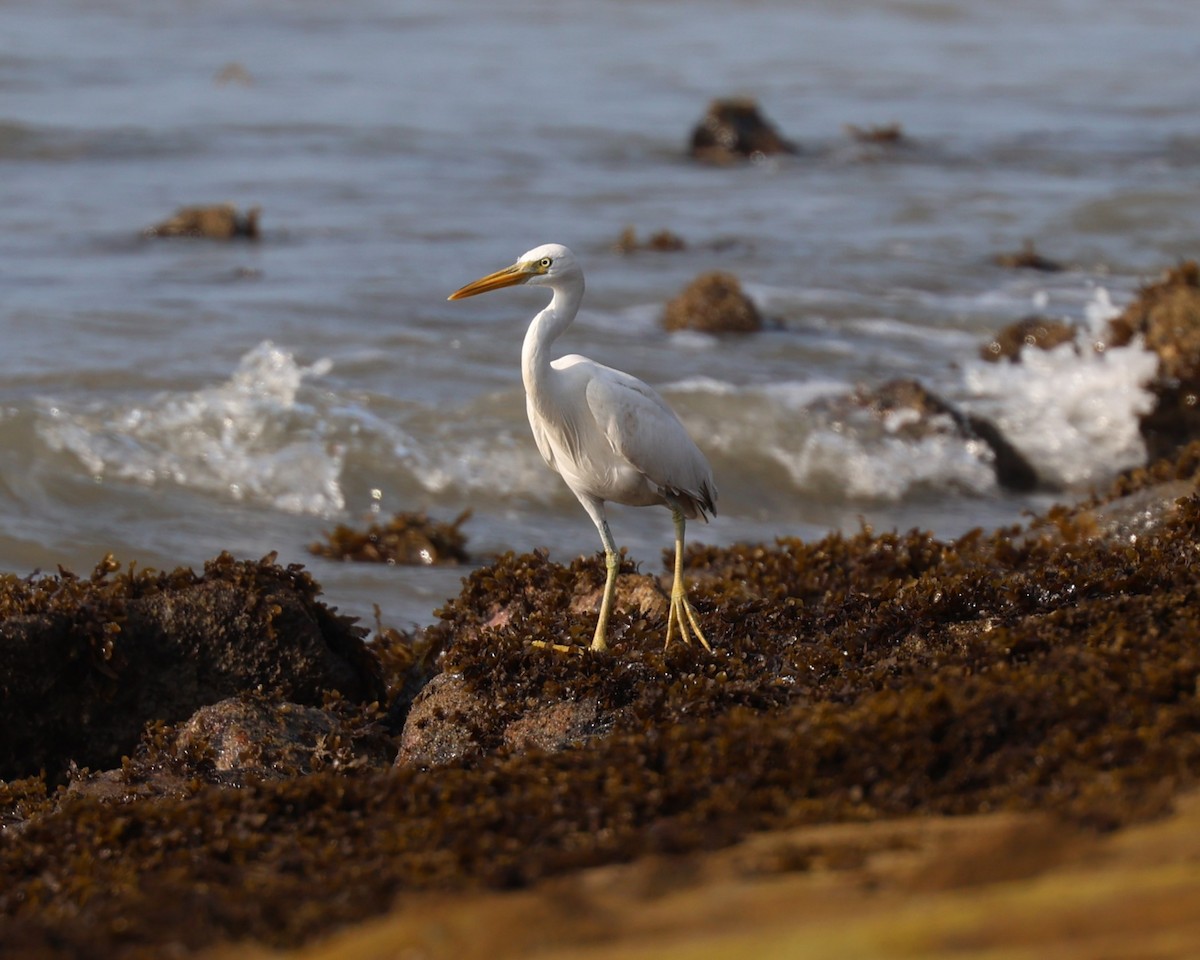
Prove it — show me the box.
[539,257,552,269]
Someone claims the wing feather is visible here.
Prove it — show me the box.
[584,366,716,517]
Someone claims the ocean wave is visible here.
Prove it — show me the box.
[36,341,348,516]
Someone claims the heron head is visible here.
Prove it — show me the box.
[448,243,580,300]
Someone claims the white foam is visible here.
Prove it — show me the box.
[960,300,1157,488]
[778,429,998,501]
[1083,285,1122,334]
[38,341,347,515]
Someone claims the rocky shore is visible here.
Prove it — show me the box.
[1,434,1199,957]
[3,264,1200,958]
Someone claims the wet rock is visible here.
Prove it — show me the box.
[663,271,763,334]
[396,661,615,769]
[0,553,383,782]
[171,694,392,778]
[1105,262,1200,462]
[144,203,261,240]
[309,510,471,565]
[394,672,488,767]
[993,241,1064,272]
[396,568,666,768]
[689,98,796,164]
[817,379,1039,492]
[613,226,687,253]
[980,315,1079,363]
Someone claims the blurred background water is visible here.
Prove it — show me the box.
[1,0,1198,628]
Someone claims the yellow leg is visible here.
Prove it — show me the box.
[590,543,619,652]
[665,506,712,652]
[529,545,612,655]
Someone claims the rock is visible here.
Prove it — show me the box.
[817,379,1039,492]
[0,553,383,782]
[395,672,609,769]
[663,271,763,334]
[1105,261,1200,462]
[844,123,906,144]
[688,98,796,164]
[613,227,687,254]
[171,694,392,778]
[394,672,489,767]
[309,510,471,566]
[144,203,261,240]
[568,572,668,623]
[993,241,1064,272]
[214,62,254,86]
[980,316,1079,363]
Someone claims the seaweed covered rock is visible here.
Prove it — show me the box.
[0,553,382,782]
[309,510,471,565]
[662,270,762,334]
[170,693,393,778]
[1105,262,1200,461]
[980,315,1078,363]
[6,447,1200,958]
[143,203,261,240]
[688,97,796,164]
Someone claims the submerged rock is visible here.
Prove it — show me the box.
[993,241,1064,272]
[689,97,796,164]
[0,553,382,782]
[309,510,471,566]
[662,270,763,334]
[613,226,687,254]
[844,122,906,144]
[144,203,261,240]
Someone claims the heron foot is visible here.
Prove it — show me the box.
[665,590,712,652]
[528,637,605,656]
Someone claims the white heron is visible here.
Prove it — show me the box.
[448,243,716,653]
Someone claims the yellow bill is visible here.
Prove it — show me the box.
[447,261,534,300]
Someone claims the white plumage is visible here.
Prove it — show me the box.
[449,243,716,652]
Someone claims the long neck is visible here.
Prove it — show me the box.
[521,278,584,397]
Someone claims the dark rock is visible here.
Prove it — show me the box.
[663,271,763,334]
[1105,261,1200,462]
[214,62,254,86]
[395,665,611,769]
[613,226,687,254]
[395,672,489,767]
[309,510,471,565]
[844,123,906,145]
[0,553,382,782]
[993,242,1064,272]
[980,316,1079,363]
[144,203,261,240]
[689,98,796,164]
[818,379,1039,492]
[171,694,392,778]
